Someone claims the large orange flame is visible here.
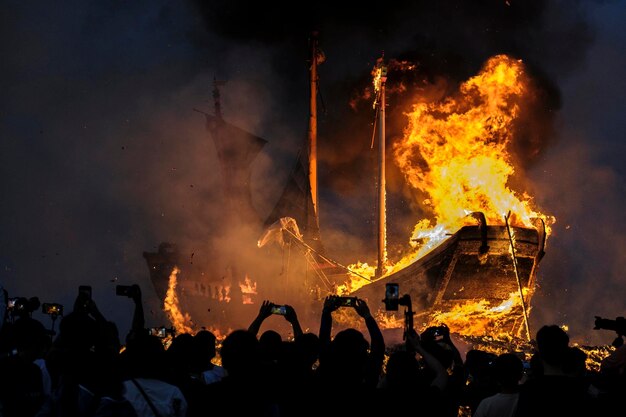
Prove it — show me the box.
[342,55,553,287]
[164,266,195,335]
[335,55,556,342]
[394,55,553,260]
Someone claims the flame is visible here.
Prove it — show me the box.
[163,266,195,335]
[239,275,257,304]
[335,262,375,295]
[375,309,404,330]
[372,58,386,108]
[216,285,231,303]
[340,54,554,293]
[576,345,615,373]
[394,55,553,258]
[428,291,529,338]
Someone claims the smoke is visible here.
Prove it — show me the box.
[0,0,299,337]
[1,0,623,344]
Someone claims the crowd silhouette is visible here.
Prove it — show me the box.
[0,285,624,417]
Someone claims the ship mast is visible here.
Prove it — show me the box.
[308,32,320,224]
[374,57,387,278]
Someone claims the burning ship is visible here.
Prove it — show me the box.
[145,34,553,340]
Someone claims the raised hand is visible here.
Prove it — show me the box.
[353,298,372,319]
[259,300,274,319]
[284,304,303,338]
[284,304,297,323]
[130,284,142,303]
[439,323,451,342]
[249,300,274,336]
[322,295,339,314]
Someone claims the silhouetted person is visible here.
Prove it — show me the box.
[515,325,590,417]
[123,334,187,417]
[314,296,384,417]
[0,317,46,417]
[375,329,448,416]
[420,324,465,417]
[275,332,321,417]
[192,330,225,385]
[463,349,499,414]
[39,292,133,417]
[474,353,523,417]
[200,329,278,416]
[248,300,303,339]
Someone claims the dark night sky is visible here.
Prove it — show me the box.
[1,0,625,344]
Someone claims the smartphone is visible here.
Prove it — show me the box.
[7,297,17,310]
[384,283,399,311]
[148,327,175,338]
[42,303,63,316]
[78,285,92,300]
[271,305,287,315]
[337,296,357,307]
[148,327,167,338]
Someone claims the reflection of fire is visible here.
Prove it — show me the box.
[164,266,195,335]
[239,275,257,304]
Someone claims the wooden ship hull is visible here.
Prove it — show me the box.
[353,219,546,337]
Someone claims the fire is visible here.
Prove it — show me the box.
[164,266,195,335]
[336,262,375,295]
[342,54,553,290]
[375,309,404,330]
[394,55,553,261]
[239,275,257,304]
[576,345,615,373]
[428,291,529,339]
[216,285,231,303]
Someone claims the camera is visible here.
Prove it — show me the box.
[384,283,399,311]
[7,297,18,310]
[42,303,64,316]
[147,327,175,338]
[433,326,445,339]
[270,305,287,315]
[594,316,626,335]
[116,285,136,298]
[422,325,447,342]
[337,296,357,307]
[7,297,40,315]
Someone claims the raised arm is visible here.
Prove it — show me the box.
[284,305,303,339]
[319,295,338,347]
[407,329,448,392]
[130,284,145,334]
[439,323,463,370]
[248,300,273,337]
[353,298,385,361]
